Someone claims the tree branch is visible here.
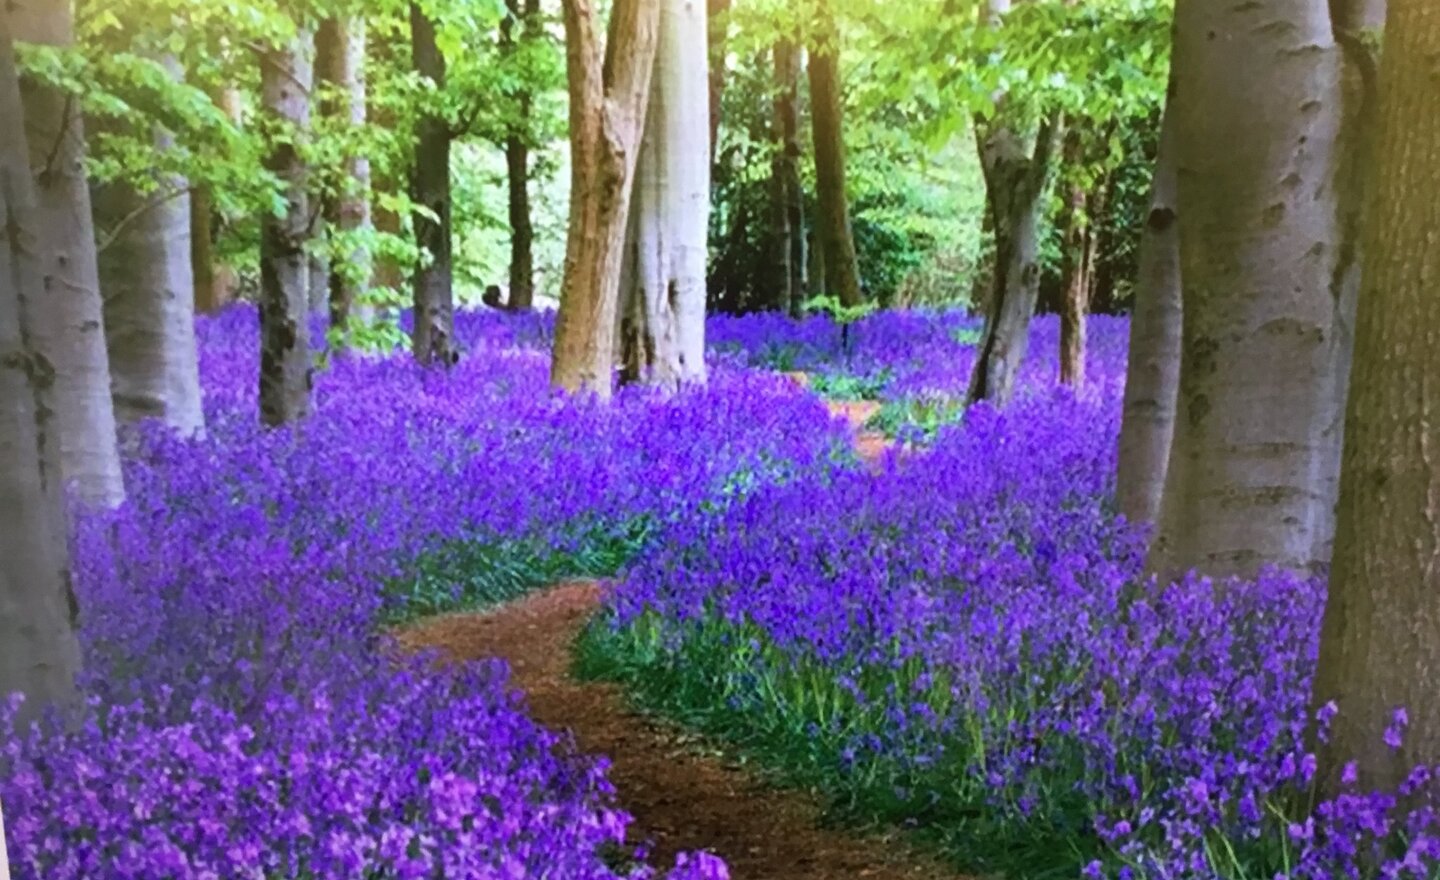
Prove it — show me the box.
[94,182,193,255]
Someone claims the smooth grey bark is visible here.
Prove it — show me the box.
[92,57,204,436]
[0,17,83,719]
[317,16,373,333]
[966,115,1058,406]
[409,3,456,366]
[13,0,125,507]
[618,0,709,390]
[1115,95,1181,532]
[1149,1,1368,579]
[258,33,315,426]
[1312,0,1438,796]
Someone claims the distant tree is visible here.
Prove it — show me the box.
[1312,0,1438,797]
[550,0,661,398]
[410,2,457,366]
[501,0,542,311]
[765,38,805,316]
[618,0,710,389]
[317,15,373,335]
[806,0,863,310]
[258,27,316,425]
[13,0,125,506]
[0,13,83,720]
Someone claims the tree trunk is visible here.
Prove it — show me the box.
[1149,1,1363,579]
[191,87,242,315]
[806,0,864,310]
[1056,130,1090,386]
[762,38,805,315]
[410,3,456,367]
[707,0,731,169]
[1115,93,1182,532]
[502,0,540,311]
[550,0,661,398]
[317,16,373,334]
[618,0,709,389]
[93,165,205,435]
[258,33,315,426]
[13,0,124,507]
[1312,0,1437,796]
[0,16,83,719]
[967,114,1058,406]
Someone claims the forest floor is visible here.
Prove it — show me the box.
[397,401,957,879]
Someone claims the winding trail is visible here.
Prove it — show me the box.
[399,399,956,878]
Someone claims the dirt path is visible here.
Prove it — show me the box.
[398,582,961,879]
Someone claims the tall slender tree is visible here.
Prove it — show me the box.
[966,0,1059,407]
[0,14,83,720]
[1149,0,1378,578]
[317,15,373,334]
[806,0,863,310]
[410,2,456,366]
[550,0,661,398]
[257,29,316,426]
[13,0,125,506]
[618,0,710,389]
[501,0,541,311]
[764,38,806,315]
[1312,0,1438,797]
[191,86,243,315]
[92,59,205,436]
[1115,93,1181,532]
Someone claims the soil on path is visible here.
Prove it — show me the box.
[398,582,962,879]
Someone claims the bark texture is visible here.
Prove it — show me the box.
[258,33,315,426]
[13,0,125,506]
[618,0,710,390]
[1056,129,1094,386]
[502,0,540,311]
[1150,1,1367,579]
[0,18,83,718]
[966,114,1058,406]
[410,3,456,366]
[1115,96,1182,532]
[549,0,661,398]
[1312,0,1439,796]
[317,16,373,333]
[763,39,805,315]
[806,0,864,309]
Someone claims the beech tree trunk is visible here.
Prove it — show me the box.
[317,16,373,333]
[0,18,83,719]
[806,0,864,310]
[763,39,805,315]
[93,172,205,435]
[14,0,124,507]
[1056,130,1091,386]
[1115,94,1182,532]
[410,3,456,366]
[618,0,709,389]
[192,87,242,314]
[258,33,315,426]
[1312,0,1438,796]
[1149,1,1368,579]
[966,115,1058,406]
[502,0,540,311]
[550,0,661,398]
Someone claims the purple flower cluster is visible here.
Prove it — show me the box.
[593,320,1440,878]
[2,306,850,879]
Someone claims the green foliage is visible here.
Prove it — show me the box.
[866,394,968,441]
[807,369,892,402]
[801,294,877,326]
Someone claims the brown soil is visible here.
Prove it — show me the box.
[398,583,963,879]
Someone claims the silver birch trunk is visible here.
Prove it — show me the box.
[618,0,709,390]
[0,16,83,719]
[13,0,124,506]
[1150,1,1358,579]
